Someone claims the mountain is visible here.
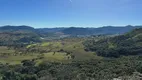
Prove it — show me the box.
[1,25,142,36]
[83,28,142,57]
[36,28,65,33]
[0,25,141,44]
[62,27,90,35]
[0,25,35,32]
[0,26,41,46]
[62,25,142,35]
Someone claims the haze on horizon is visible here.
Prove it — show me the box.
[0,0,142,28]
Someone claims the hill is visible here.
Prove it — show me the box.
[0,26,41,46]
[83,28,142,57]
[62,27,89,35]
[0,25,35,32]
[0,25,141,46]
[62,25,142,35]
[1,25,142,36]
[36,28,65,33]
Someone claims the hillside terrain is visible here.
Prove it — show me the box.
[84,28,142,57]
[0,26,41,46]
[0,25,141,45]
[0,26,141,80]
[0,25,36,32]
[38,25,142,35]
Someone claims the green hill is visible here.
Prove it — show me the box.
[0,26,41,46]
[83,28,142,57]
[0,25,35,32]
[62,26,142,35]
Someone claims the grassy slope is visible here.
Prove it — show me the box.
[0,38,101,65]
[38,38,102,61]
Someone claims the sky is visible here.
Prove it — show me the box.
[0,0,142,28]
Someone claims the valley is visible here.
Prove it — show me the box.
[0,25,141,80]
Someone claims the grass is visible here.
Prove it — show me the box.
[26,43,38,48]
[35,52,70,65]
[39,40,102,61]
[0,51,69,65]
[0,46,15,53]
[41,42,50,47]
[40,42,63,51]
[41,42,62,47]
[0,38,102,65]
[0,55,38,64]
[40,52,69,62]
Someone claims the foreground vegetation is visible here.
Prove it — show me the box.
[0,56,142,80]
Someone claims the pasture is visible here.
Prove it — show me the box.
[0,38,101,65]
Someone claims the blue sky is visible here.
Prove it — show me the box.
[0,0,142,28]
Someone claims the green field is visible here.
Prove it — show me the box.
[0,55,37,64]
[0,46,15,54]
[0,38,101,65]
[0,51,70,64]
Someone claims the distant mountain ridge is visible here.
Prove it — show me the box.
[36,28,65,33]
[62,25,142,35]
[0,25,141,46]
[0,25,142,35]
[0,25,35,32]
